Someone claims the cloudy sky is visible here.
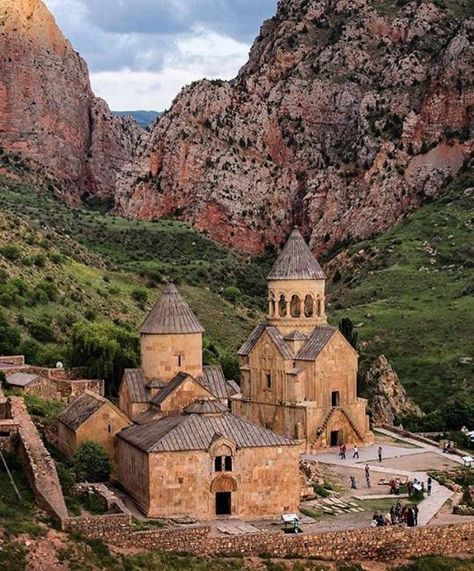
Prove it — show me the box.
[44,0,278,111]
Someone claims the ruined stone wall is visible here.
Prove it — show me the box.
[10,397,68,526]
[64,519,474,561]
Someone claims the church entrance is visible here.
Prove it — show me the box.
[330,430,341,447]
[215,492,231,515]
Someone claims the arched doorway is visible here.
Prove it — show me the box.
[211,474,237,516]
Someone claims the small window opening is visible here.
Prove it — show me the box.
[214,457,223,472]
[224,456,233,472]
[331,391,340,407]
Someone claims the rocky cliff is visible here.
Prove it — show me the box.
[0,0,142,202]
[115,0,473,253]
[365,355,423,425]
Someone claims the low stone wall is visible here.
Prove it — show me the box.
[65,516,474,561]
[10,397,68,526]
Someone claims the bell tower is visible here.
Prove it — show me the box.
[267,228,327,336]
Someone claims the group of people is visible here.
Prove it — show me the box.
[338,444,383,462]
[371,501,419,527]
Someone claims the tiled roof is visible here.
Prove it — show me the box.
[226,380,240,396]
[183,399,227,414]
[59,392,105,431]
[284,331,308,341]
[132,409,162,425]
[6,372,40,387]
[118,408,297,452]
[237,323,293,360]
[151,372,213,407]
[267,228,326,280]
[199,365,237,399]
[140,283,204,335]
[122,369,149,403]
[296,326,337,361]
[266,326,294,359]
[237,323,266,356]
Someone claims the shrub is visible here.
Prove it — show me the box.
[27,320,56,343]
[131,287,148,304]
[0,312,21,355]
[0,244,21,261]
[72,442,111,482]
[222,286,242,303]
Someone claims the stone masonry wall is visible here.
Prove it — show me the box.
[10,397,68,526]
[65,517,474,562]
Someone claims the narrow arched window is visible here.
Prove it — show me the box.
[304,294,314,317]
[269,292,276,317]
[290,295,301,317]
[278,295,287,317]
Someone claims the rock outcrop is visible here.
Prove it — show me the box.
[1,0,472,254]
[365,355,423,425]
[0,0,142,201]
[115,0,473,254]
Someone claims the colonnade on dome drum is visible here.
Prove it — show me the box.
[268,291,324,319]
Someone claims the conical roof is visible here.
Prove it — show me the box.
[267,228,326,280]
[140,284,205,335]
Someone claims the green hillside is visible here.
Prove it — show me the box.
[328,173,474,410]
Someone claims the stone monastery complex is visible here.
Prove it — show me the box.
[4,229,373,521]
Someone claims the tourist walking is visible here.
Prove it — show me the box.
[341,444,346,459]
[394,480,400,496]
[406,506,415,527]
[353,445,359,459]
[427,477,432,496]
[350,475,357,489]
[365,464,371,487]
[378,446,383,462]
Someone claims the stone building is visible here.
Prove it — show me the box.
[232,228,373,452]
[117,398,299,520]
[57,391,130,462]
[0,355,104,402]
[119,284,239,419]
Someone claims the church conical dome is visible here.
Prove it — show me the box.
[140,283,205,335]
[267,228,326,280]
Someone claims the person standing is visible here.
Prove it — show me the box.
[353,445,359,459]
[350,475,357,489]
[427,476,432,496]
[365,464,371,488]
[341,443,346,460]
[378,446,383,462]
[413,504,419,526]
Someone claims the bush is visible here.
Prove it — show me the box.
[222,286,242,303]
[27,320,56,343]
[72,442,111,482]
[0,312,21,355]
[131,287,148,304]
[0,244,21,261]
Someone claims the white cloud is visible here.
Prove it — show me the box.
[91,29,249,110]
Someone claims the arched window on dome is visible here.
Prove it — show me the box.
[290,294,301,318]
[316,296,323,316]
[278,294,287,317]
[304,294,314,317]
[269,291,276,317]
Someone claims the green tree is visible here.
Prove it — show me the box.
[222,286,242,303]
[338,317,358,351]
[72,442,111,482]
[0,312,21,355]
[67,321,138,395]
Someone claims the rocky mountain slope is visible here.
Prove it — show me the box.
[116,0,473,253]
[0,0,142,203]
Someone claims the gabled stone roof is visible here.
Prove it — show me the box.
[150,372,213,407]
[59,392,107,431]
[267,228,326,280]
[183,399,227,414]
[118,405,297,452]
[198,365,239,399]
[296,326,337,361]
[140,283,205,335]
[238,324,293,360]
[122,369,150,403]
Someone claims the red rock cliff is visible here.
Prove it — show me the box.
[115,0,473,253]
[0,0,142,201]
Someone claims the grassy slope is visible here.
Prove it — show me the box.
[0,163,261,369]
[329,174,474,409]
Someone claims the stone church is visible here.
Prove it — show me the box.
[232,228,373,452]
[116,283,300,520]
